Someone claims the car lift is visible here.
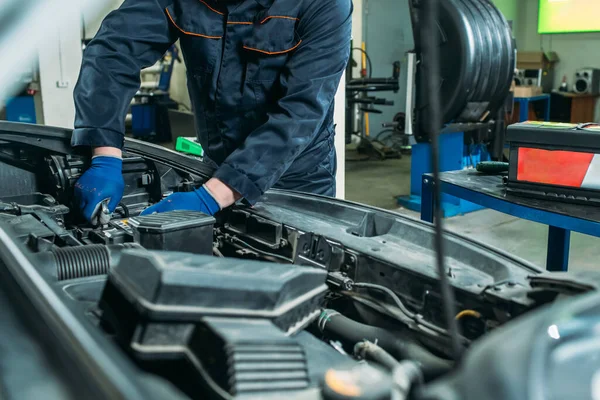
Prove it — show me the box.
[345,45,402,161]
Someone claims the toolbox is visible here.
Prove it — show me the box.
[506,121,600,205]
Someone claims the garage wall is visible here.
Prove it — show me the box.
[515,0,600,120]
[517,0,600,87]
[30,0,124,128]
[82,0,123,39]
[37,10,82,128]
[351,0,364,79]
[492,0,518,28]
[363,0,414,137]
[169,46,192,111]
[334,74,346,199]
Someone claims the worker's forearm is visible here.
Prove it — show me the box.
[93,147,122,158]
[205,178,242,209]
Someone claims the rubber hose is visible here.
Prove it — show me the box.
[355,342,424,400]
[354,341,400,371]
[318,310,452,381]
[47,243,142,281]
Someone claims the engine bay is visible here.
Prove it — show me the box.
[0,122,599,400]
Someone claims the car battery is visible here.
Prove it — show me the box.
[88,219,134,245]
[128,210,215,255]
[506,121,600,205]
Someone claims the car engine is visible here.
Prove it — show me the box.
[0,122,599,400]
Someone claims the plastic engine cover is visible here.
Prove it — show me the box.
[100,249,328,335]
[99,250,330,398]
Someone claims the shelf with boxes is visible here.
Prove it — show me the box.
[511,51,559,123]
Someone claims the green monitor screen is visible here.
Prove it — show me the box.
[538,0,600,34]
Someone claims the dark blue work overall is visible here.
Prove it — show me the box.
[72,0,352,204]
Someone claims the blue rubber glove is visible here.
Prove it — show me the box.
[140,186,221,216]
[74,156,125,224]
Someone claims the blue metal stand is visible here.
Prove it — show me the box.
[514,94,551,122]
[421,171,600,271]
[397,131,486,217]
[547,226,570,272]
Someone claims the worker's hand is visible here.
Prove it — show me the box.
[140,186,221,216]
[74,156,125,225]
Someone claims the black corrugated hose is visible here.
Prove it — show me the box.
[37,243,142,281]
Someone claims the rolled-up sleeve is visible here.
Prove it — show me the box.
[72,0,177,149]
[213,0,352,204]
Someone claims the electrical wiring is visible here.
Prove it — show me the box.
[352,282,450,337]
[117,202,130,218]
[228,236,294,263]
[352,47,373,78]
[353,282,415,318]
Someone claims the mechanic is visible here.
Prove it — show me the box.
[72,0,352,224]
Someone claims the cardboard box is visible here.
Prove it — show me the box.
[514,85,543,98]
[517,51,559,70]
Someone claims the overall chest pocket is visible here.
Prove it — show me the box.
[165,1,224,73]
[242,17,302,106]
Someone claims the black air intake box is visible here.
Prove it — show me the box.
[187,318,310,395]
[99,250,328,398]
[100,250,327,334]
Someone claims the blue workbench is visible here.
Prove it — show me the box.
[514,94,551,122]
[421,170,600,272]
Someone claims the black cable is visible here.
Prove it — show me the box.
[117,202,130,218]
[229,236,293,263]
[422,0,463,360]
[354,282,415,318]
[352,47,373,78]
[352,282,450,337]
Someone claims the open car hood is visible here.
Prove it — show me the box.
[0,121,597,400]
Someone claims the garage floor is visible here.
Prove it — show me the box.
[345,153,599,273]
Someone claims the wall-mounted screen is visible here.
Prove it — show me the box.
[538,0,600,34]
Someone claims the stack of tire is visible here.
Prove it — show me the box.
[415,0,515,140]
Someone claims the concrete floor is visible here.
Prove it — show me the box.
[345,153,599,272]
[345,155,412,210]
